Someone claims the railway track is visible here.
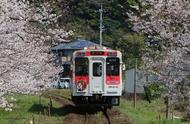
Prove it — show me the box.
[84,112,89,124]
[82,106,111,124]
[50,95,112,124]
[46,90,131,124]
[101,107,111,124]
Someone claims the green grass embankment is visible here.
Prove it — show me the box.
[118,98,189,124]
[0,93,63,124]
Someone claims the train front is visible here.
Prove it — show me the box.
[71,48,122,107]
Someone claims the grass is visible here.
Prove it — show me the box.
[118,98,190,124]
[0,93,63,124]
[44,89,71,100]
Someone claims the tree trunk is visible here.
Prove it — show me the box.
[166,97,170,119]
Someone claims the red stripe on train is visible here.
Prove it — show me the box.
[106,76,120,85]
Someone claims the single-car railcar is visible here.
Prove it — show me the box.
[71,47,122,107]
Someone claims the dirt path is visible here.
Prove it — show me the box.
[49,94,132,124]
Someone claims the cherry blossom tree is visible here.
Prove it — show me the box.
[129,0,190,118]
[0,0,72,108]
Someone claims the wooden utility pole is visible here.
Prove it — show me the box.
[133,58,137,109]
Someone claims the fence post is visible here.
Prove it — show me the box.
[32,115,35,124]
[133,58,137,109]
[44,109,47,120]
[39,95,41,105]
[39,111,42,123]
[48,97,52,116]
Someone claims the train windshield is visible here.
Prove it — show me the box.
[75,58,89,76]
[106,57,120,76]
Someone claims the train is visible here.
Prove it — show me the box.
[71,46,122,107]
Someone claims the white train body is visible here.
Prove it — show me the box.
[71,47,122,106]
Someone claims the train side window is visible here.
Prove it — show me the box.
[93,62,102,77]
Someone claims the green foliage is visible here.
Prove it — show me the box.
[117,33,145,57]
[147,82,165,99]
[117,33,146,68]
[62,0,142,44]
[127,0,139,6]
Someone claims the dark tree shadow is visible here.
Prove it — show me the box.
[28,103,104,117]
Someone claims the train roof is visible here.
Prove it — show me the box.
[75,46,117,52]
[73,46,122,56]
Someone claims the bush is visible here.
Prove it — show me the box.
[147,82,165,99]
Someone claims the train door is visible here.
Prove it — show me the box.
[89,60,104,93]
